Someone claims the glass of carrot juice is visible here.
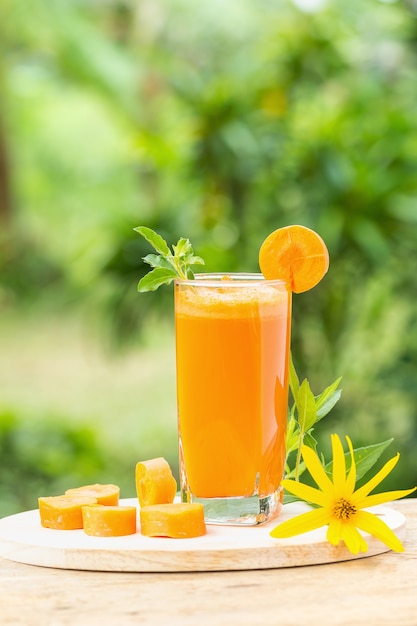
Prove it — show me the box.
[174,273,291,525]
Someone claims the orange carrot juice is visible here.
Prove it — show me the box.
[175,274,291,525]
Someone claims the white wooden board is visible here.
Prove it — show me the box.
[0,499,405,572]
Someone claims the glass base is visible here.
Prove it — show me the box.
[181,487,283,526]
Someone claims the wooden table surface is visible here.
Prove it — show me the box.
[0,499,416,626]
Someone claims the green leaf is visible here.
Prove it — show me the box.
[296,379,317,432]
[142,254,174,270]
[303,431,318,451]
[352,439,394,482]
[137,268,177,292]
[285,413,300,454]
[185,254,205,266]
[286,432,300,455]
[173,238,205,279]
[135,227,205,289]
[133,226,171,256]
[316,389,342,421]
[283,493,301,504]
[289,354,300,402]
[325,438,394,482]
[315,377,342,420]
[173,237,193,258]
[285,461,306,480]
[286,412,297,438]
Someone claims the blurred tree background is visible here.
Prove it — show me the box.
[1,0,416,516]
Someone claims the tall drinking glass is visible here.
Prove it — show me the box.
[174,273,292,525]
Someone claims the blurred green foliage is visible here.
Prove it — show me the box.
[1,0,417,514]
[0,409,120,516]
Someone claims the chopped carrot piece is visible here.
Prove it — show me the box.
[135,457,177,507]
[259,224,329,293]
[65,483,120,506]
[82,505,137,537]
[38,495,98,530]
[140,503,206,538]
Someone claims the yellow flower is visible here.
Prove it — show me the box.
[271,434,416,554]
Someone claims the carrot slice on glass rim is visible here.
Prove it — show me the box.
[259,224,329,294]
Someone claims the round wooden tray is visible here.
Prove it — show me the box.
[0,499,405,572]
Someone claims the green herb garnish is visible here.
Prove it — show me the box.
[134,226,205,292]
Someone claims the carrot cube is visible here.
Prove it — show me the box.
[135,457,177,506]
[65,483,120,506]
[140,503,206,538]
[82,505,137,537]
[38,495,98,530]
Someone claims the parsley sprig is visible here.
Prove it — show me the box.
[134,226,205,292]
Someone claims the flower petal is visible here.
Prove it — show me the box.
[356,487,416,509]
[353,454,400,503]
[326,517,343,547]
[270,507,329,539]
[345,435,356,494]
[339,522,368,555]
[281,479,328,507]
[301,445,334,493]
[331,434,347,492]
[354,509,404,552]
